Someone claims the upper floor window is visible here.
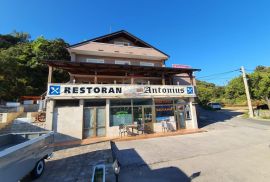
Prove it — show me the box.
[85,58,104,64]
[140,61,155,67]
[114,41,130,46]
[115,60,131,65]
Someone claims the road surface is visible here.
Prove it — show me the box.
[113,108,270,182]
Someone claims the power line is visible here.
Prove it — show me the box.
[201,77,237,81]
[245,69,255,72]
[197,69,240,79]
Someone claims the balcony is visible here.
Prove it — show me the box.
[47,83,196,99]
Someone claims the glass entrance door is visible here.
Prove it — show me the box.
[143,106,153,132]
[133,106,143,125]
[175,105,186,129]
[83,107,106,138]
[144,107,152,123]
[96,107,106,136]
[133,106,153,133]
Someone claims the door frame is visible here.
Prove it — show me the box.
[174,104,186,130]
[83,106,106,139]
[133,105,154,132]
[143,106,153,131]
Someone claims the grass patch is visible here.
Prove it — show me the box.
[242,112,249,119]
[261,116,270,120]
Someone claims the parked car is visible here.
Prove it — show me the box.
[207,102,222,110]
[0,131,54,181]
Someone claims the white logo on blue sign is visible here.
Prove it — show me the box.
[187,87,193,94]
[49,85,61,95]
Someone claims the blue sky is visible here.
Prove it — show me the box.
[1,0,269,85]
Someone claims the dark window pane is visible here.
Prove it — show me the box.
[110,99,131,106]
[55,100,79,107]
[133,99,152,106]
[84,99,106,107]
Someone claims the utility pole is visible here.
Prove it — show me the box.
[241,66,254,118]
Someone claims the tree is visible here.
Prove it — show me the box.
[196,80,225,105]
[11,31,31,43]
[0,32,70,101]
[224,76,247,104]
[250,66,270,109]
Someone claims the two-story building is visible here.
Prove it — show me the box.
[44,30,200,140]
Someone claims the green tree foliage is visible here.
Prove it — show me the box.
[250,66,270,108]
[199,66,270,108]
[0,32,70,101]
[196,80,225,105]
[224,76,247,104]
[0,31,30,49]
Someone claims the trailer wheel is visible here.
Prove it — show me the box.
[31,159,45,179]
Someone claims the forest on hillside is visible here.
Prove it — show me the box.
[0,32,70,102]
[0,32,269,109]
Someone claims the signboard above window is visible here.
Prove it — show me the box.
[172,64,191,68]
[47,84,196,98]
[115,60,131,65]
[140,62,155,67]
[85,58,104,64]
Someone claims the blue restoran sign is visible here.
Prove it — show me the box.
[187,87,194,94]
[49,85,61,95]
[47,84,196,98]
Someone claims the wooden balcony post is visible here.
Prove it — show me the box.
[94,70,97,84]
[189,72,194,85]
[48,66,53,83]
[162,72,165,85]
[130,72,134,84]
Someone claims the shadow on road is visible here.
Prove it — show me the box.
[22,147,112,182]
[111,141,200,182]
[197,106,243,128]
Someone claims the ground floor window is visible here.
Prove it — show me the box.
[155,105,174,122]
[110,107,132,126]
[108,98,192,127]
[55,99,80,107]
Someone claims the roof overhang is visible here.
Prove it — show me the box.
[69,47,167,61]
[43,60,201,76]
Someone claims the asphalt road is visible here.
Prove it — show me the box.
[114,108,270,182]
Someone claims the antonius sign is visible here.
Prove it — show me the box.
[47,84,195,98]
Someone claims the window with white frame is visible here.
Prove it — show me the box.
[114,41,130,46]
[140,61,155,67]
[115,60,131,65]
[85,58,104,64]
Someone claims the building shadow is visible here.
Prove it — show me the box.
[111,141,200,182]
[1,120,113,181]
[21,147,113,182]
[197,106,243,128]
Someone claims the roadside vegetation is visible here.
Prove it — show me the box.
[197,66,270,110]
